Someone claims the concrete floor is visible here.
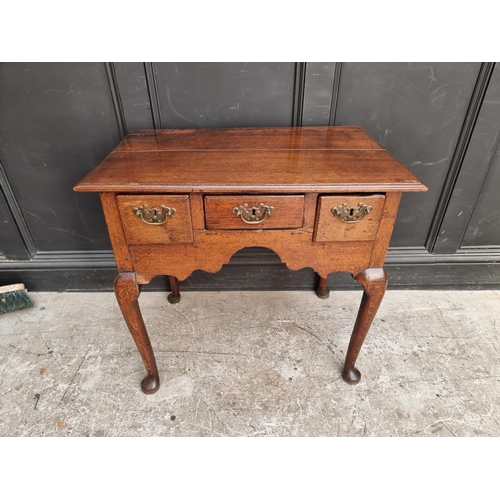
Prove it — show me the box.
[0,289,499,436]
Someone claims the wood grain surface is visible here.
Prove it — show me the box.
[117,195,193,245]
[342,268,388,385]
[204,195,304,230]
[74,127,427,194]
[114,272,160,394]
[99,193,133,273]
[114,126,384,151]
[131,231,374,282]
[314,195,385,242]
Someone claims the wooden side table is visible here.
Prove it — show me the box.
[74,127,427,394]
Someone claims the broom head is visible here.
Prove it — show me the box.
[0,284,34,315]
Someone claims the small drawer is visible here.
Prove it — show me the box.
[204,195,304,230]
[117,195,193,245]
[314,194,385,242]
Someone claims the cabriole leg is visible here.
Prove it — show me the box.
[167,275,181,304]
[342,268,388,385]
[316,275,330,299]
[114,272,160,394]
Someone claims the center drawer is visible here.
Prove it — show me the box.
[204,195,305,230]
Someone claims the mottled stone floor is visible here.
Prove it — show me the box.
[0,290,499,436]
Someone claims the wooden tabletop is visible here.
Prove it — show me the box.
[74,127,427,194]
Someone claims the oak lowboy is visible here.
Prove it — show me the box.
[74,126,427,394]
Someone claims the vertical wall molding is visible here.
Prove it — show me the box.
[440,120,500,251]
[0,159,37,258]
[426,62,496,253]
[292,62,307,127]
[433,63,500,253]
[144,63,162,129]
[104,62,127,139]
[328,63,343,126]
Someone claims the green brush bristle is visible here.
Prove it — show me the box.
[0,290,34,314]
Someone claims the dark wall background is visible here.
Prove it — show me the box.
[1,62,499,291]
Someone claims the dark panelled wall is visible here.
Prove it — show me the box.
[1,62,499,291]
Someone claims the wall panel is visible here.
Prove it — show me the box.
[434,63,499,252]
[302,62,336,126]
[153,62,296,128]
[0,63,120,252]
[112,62,154,131]
[463,148,500,246]
[334,62,481,247]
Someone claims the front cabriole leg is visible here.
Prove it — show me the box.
[342,268,388,385]
[114,272,160,394]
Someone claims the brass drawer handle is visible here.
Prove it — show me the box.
[233,203,274,224]
[133,204,176,225]
[332,203,372,223]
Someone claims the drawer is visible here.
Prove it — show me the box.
[204,195,304,230]
[314,194,385,242]
[117,195,193,245]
